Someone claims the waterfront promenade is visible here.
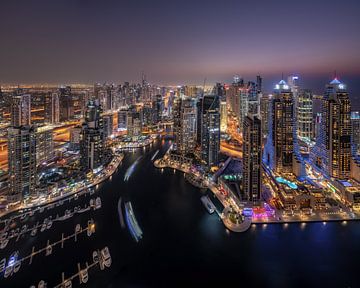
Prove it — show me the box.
[0,153,124,220]
[154,155,360,231]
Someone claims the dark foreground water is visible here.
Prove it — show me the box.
[1,139,360,288]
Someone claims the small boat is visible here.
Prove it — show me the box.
[101,246,112,268]
[0,232,7,241]
[95,197,102,209]
[64,279,72,288]
[0,258,6,272]
[31,227,38,237]
[92,250,99,263]
[46,245,52,256]
[46,220,52,230]
[40,223,47,233]
[0,239,9,249]
[4,264,12,278]
[80,269,88,284]
[13,260,21,273]
[21,225,27,234]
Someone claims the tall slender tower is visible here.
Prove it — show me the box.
[311,78,351,179]
[201,95,220,168]
[8,126,37,202]
[243,115,262,202]
[80,100,105,171]
[11,94,31,126]
[265,80,294,174]
[297,89,313,141]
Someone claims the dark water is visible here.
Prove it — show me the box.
[1,139,360,288]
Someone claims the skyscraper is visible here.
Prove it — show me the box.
[59,86,73,122]
[311,78,351,179]
[220,101,228,133]
[44,92,60,124]
[242,115,262,202]
[103,114,114,140]
[297,89,313,141]
[173,97,197,154]
[265,80,294,174]
[118,110,127,130]
[127,109,142,138]
[8,126,37,202]
[351,111,360,157]
[11,94,31,126]
[201,95,220,168]
[35,125,54,165]
[260,94,270,137]
[80,101,105,171]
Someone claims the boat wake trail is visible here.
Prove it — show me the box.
[124,156,142,181]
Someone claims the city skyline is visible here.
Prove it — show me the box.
[1,1,360,287]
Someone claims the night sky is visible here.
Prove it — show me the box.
[0,0,359,99]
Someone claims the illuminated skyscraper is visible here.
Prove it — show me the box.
[311,78,351,179]
[201,95,220,167]
[265,80,294,174]
[8,126,37,202]
[11,94,31,126]
[351,111,360,157]
[178,98,197,154]
[59,86,73,122]
[242,115,262,202]
[35,125,54,165]
[103,114,113,139]
[297,89,313,140]
[127,110,142,138]
[80,101,105,171]
[44,92,60,124]
[118,110,127,130]
[260,94,270,137]
[220,101,227,133]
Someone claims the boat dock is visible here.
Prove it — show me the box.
[0,219,96,279]
[0,197,102,250]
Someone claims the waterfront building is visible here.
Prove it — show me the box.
[264,80,294,174]
[127,110,142,138]
[35,125,54,165]
[242,115,262,202]
[80,101,105,171]
[351,111,360,157]
[173,97,197,154]
[8,125,37,202]
[311,78,351,179]
[201,95,220,168]
[297,89,313,141]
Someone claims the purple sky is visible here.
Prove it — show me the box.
[0,0,359,101]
